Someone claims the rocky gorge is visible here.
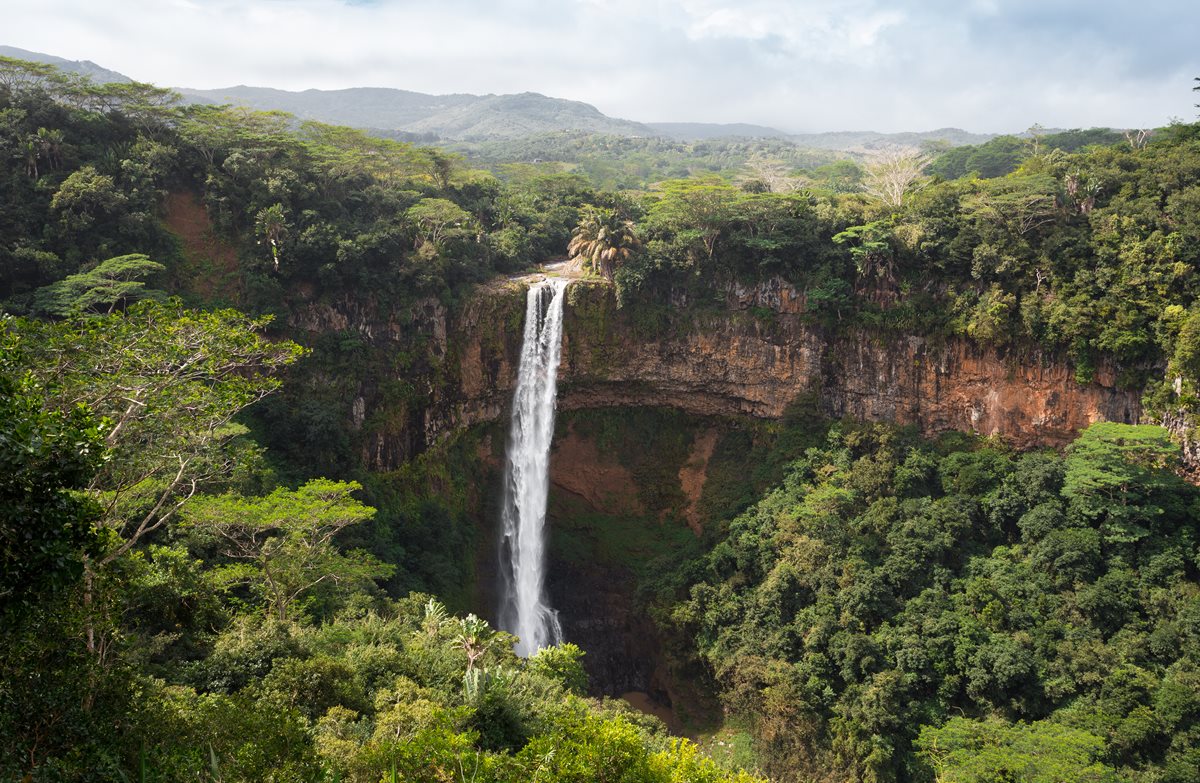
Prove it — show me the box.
[280,272,1148,710]
[293,274,1143,474]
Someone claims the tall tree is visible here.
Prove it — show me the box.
[31,253,166,316]
[11,301,303,572]
[863,147,929,208]
[182,480,390,622]
[405,197,474,250]
[647,179,740,262]
[567,206,641,279]
[254,204,288,270]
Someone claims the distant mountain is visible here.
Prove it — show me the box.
[639,123,995,148]
[649,122,792,140]
[179,86,653,141]
[788,128,996,150]
[0,45,131,84]
[177,85,481,130]
[401,92,653,141]
[3,45,1000,150]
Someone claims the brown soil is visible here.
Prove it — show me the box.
[162,191,242,302]
[621,691,685,736]
[549,424,644,515]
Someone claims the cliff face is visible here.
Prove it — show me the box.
[284,275,1141,471]
[432,277,1140,458]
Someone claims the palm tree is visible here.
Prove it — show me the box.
[254,203,288,270]
[21,139,38,178]
[35,127,64,170]
[450,614,494,673]
[567,207,641,280]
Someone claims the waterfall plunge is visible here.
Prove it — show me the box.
[498,278,568,657]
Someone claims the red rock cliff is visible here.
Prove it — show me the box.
[435,277,1139,456]
[286,276,1142,471]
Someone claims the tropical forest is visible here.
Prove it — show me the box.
[1,23,1200,783]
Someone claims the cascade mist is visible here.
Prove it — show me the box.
[498,278,568,656]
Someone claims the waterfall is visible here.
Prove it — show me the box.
[498,277,568,657]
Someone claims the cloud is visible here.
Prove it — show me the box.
[2,0,1196,132]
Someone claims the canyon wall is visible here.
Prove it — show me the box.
[286,275,1142,471]
[433,277,1141,461]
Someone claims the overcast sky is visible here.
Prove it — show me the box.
[4,0,1197,133]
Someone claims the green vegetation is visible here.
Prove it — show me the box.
[463,133,846,190]
[0,275,755,783]
[668,419,1200,782]
[612,120,1200,427]
[4,53,1200,783]
[568,205,642,279]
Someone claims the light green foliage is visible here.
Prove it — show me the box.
[1065,423,1181,500]
[517,710,764,783]
[31,252,166,316]
[916,717,1120,783]
[834,218,896,287]
[405,197,475,249]
[11,300,303,566]
[529,643,589,695]
[1064,423,1188,546]
[466,132,843,191]
[50,164,126,232]
[808,159,865,193]
[182,480,392,621]
[4,571,761,782]
[647,178,743,262]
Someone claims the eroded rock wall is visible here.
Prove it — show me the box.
[285,276,1142,471]
[440,278,1141,455]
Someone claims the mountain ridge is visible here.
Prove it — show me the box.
[3,44,1001,147]
[0,45,131,84]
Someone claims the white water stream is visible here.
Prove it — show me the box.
[498,278,568,656]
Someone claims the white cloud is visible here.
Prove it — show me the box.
[2,0,1195,132]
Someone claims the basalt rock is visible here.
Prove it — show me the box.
[284,275,1143,471]
[441,277,1141,455]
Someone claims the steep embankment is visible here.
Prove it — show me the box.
[424,277,1140,468]
[281,274,1142,473]
[163,170,1137,475]
[279,271,1147,721]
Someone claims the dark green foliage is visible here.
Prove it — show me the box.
[926,129,1124,181]
[673,422,1200,782]
[0,329,103,612]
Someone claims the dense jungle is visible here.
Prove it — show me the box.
[2,55,1200,783]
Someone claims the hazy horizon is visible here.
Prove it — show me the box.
[4,0,1197,134]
